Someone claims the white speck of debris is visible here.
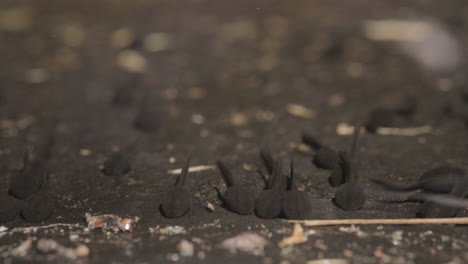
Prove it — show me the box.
[117,50,147,73]
[79,149,91,156]
[25,68,49,84]
[150,225,187,235]
[169,157,176,163]
[280,223,308,246]
[60,24,85,48]
[376,126,433,136]
[205,202,215,212]
[306,259,349,264]
[177,239,194,257]
[168,165,215,174]
[363,20,462,72]
[191,113,205,125]
[11,239,33,257]
[218,232,271,255]
[286,104,316,119]
[391,230,404,245]
[0,226,7,232]
[143,32,173,52]
[346,62,364,78]
[110,27,135,49]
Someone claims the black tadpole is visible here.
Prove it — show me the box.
[255,159,283,219]
[101,138,143,177]
[0,191,23,223]
[301,133,339,170]
[21,170,55,223]
[160,159,192,218]
[281,158,313,220]
[112,74,141,107]
[9,125,56,199]
[133,91,160,133]
[259,149,287,191]
[328,126,361,187]
[333,152,366,211]
[216,161,255,215]
[372,166,466,194]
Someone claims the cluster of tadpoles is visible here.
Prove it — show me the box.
[0,129,56,224]
[159,127,366,220]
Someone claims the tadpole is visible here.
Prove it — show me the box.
[328,126,360,187]
[372,166,466,194]
[216,160,255,215]
[255,159,283,219]
[133,91,160,133]
[281,158,313,220]
[112,74,141,107]
[259,149,287,191]
[9,125,56,199]
[333,152,366,211]
[21,170,55,223]
[301,133,339,170]
[101,138,143,177]
[0,190,23,223]
[160,159,192,218]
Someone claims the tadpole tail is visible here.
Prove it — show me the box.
[259,149,274,175]
[39,120,57,161]
[338,152,352,183]
[349,125,361,159]
[371,179,421,192]
[216,160,235,187]
[271,158,282,190]
[408,192,468,209]
[301,133,322,150]
[176,158,191,186]
[289,157,296,190]
[255,169,269,188]
[39,169,49,192]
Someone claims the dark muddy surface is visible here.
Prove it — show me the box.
[0,0,468,263]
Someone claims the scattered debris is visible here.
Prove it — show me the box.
[168,165,215,174]
[110,27,135,49]
[149,225,188,235]
[230,112,249,127]
[205,202,216,212]
[336,122,432,136]
[307,259,349,264]
[143,32,173,52]
[177,239,194,257]
[363,20,462,72]
[11,238,33,257]
[117,50,147,73]
[85,213,139,232]
[289,217,468,226]
[37,239,89,260]
[286,104,316,119]
[280,223,308,246]
[218,232,271,255]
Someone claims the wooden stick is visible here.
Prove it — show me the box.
[288,217,468,226]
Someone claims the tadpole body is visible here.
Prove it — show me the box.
[216,161,255,215]
[372,166,466,194]
[333,152,366,211]
[101,138,142,177]
[9,125,56,199]
[281,159,313,220]
[160,159,192,218]
[301,133,339,170]
[255,159,283,219]
[0,193,23,223]
[365,97,417,133]
[413,178,468,218]
[21,171,55,223]
[133,93,160,133]
[112,74,141,107]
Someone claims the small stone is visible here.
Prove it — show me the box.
[177,239,194,257]
[143,32,173,52]
[110,27,135,49]
[117,50,146,73]
[230,113,248,127]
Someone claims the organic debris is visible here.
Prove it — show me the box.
[218,232,271,255]
[37,239,89,260]
[280,223,308,246]
[85,213,139,232]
